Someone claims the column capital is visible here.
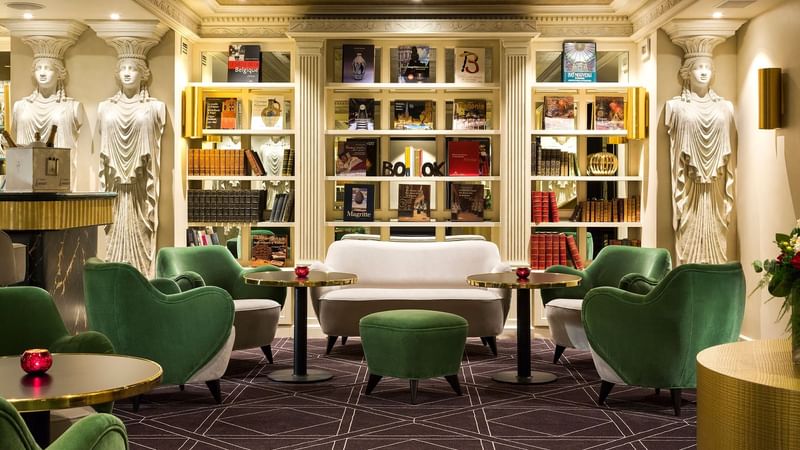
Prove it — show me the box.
[86,20,168,60]
[502,38,533,56]
[293,38,325,56]
[663,19,746,55]
[2,19,86,40]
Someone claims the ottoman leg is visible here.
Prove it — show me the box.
[444,375,462,396]
[341,336,348,346]
[326,336,338,354]
[261,345,274,364]
[365,373,382,394]
[485,336,498,356]
[410,379,419,404]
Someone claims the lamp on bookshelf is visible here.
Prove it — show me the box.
[624,87,647,140]
[183,86,203,138]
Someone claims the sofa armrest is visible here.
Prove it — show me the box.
[231,264,287,306]
[310,261,332,272]
[50,332,114,355]
[48,412,128,450]
[491,262,512,273]
[540,265,590,305]
[150,277,182,294]
[169,271,205,292]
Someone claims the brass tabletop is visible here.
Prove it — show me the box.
[467,271,581,289]
[244,270,357,288]
[0,353,162,412]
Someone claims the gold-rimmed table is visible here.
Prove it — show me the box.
[0,353,162,447]
[244,270,357,383]
[467,271,581,384]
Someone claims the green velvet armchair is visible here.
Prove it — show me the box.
[0,397,127,450]
[156,245,286,363]
[83,258,235,404]
[541,245,673,363]
[583,262,745,416]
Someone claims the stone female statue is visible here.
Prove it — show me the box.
[98,57,166,276]
[12,56,84,190]
[665,50,735,265]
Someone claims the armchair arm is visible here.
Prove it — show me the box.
[619,273,661,295]
[309,261,339,319]
[491,262,512,273]
[232,264,287,306]
[48,413,128,450]
[540,265,591,305]
[150,277,182,294]
[170,270,205,292]
[50,331,114,355]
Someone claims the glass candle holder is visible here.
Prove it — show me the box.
[20,349,53,374]
[515,267,531,280]
[294,264,310,278]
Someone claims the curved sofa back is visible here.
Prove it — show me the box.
[324,239,502,288]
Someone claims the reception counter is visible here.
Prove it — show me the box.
[1,191,115,332]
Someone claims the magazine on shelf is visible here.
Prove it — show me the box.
[250,95,284,130]
[446,140,482,176]
[392,100,434,130]
[397,183,431,221]
[543,96,575,130]
[348,98,375,130]
[336,138,378,176]
[593,96,625,130]
[227,44,261,83]
[343,184,375,221]
[450,183,484,221]
[205,97,238,130]
[342,44,375,83]
[562,41,597,82]
[398,45,431,83]
[454,47,485,84]
[453,99,488,130]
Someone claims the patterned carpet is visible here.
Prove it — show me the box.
[116,337,697,450]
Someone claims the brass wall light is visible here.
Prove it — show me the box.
[625,87,648,140]
[758,68,782,129]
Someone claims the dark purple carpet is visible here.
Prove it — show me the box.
[115,338,697,450]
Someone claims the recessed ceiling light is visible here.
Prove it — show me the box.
[22,12,33,19]
[712,11,724,18]
[110,12,120,20]
[5,2,44,10]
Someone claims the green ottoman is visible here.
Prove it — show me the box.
[359,309,468,404]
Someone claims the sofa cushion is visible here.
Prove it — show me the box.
[321,288,501,302]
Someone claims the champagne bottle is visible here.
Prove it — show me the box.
[45,125,57,147]
[1,129,16,148]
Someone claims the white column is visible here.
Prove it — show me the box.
[294,38,326,263]
[500,39,531,266]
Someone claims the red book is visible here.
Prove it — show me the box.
[558,233,567,266]
[548,191,560,222]
[447,141,482,176]
[565,234,584,270]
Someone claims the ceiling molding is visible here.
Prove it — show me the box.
[286,17,540,38]
[629,0,696,41]
[535,15,632,38]
[200,16,292,38]
[133,0,201,40]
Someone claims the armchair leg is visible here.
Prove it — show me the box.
[410,379,419,404]
[480,337,488,346]
[132,395,142,412]
[553,345,567,364]
[179,384,185,391]
[261,345,274,364]
[670,389,682,416]
[485,336,498,356]
[444,375,462,396]
[326,336,338,354]
[206,380,222,404]
[365,373,382,394]
[341,336,348,346]
[598,381,614,406]
[655,388,660,395]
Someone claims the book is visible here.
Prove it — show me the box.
[594,96,625,130]
[251,95,284,130]
[251,230,290,267]
[244,148,265,176]
[398,45,431,83]
[389,138,436,177]
[227,44,261,83]
[453,99,488,130]
[336,138,378,176]
[450,183,484,221]
[543,96,575,130]
[205,97,237,130]
[281,148,294,176]
[252,136,287,177]
[342,44,375,83]
[446,140,482,176]
[349,98,375,130]
[397,183,431,221]
[454,47,486,84]
[562,41,597,82]
[343,184,375,221]
[565,234,585,269]
[392,100,434,130]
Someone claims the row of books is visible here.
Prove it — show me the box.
[531,191,560,224]
[342,44,486,84]
[604,238,642,247]
[338,98,489,131]
[186,226,221,247]
[342,183,486,222]
[187,190,266,223]
[251,233,289,267]
[572,196,641,223]
[188,148,294,177]
[532,146,579,177]
[268,191,294,223]
[542,95,625,131]
[529,232,584,270]
[204,96,286,130]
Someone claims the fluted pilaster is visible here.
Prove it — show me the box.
[500,40,530,266]
[295,39,326,263]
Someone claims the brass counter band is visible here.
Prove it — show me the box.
[0,198,114,230]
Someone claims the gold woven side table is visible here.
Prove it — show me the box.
[697,338,800,449]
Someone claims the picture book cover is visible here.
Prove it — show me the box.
[397,183,431,221]
[446,140,482,176]
[205,97,238,130]
[594,96,625,130]
[392,100,434,130]
[349,98,375,130]
[227,44,261,83]
[342,44,375,83]
[450,183,484,221]
[562,41,597,82]
[336,138,378,176]
[343,184,375,221]
[251,95,284,130]
[454,47,486,84]
[398,45,431,83]
[453,99,488,130]
[543,96,575,130]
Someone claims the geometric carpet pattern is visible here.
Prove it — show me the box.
[116,337,697,450]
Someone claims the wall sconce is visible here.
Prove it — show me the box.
[758,68,782,129]
[625,87,648,140]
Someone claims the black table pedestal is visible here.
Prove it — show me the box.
[22,410,50,447]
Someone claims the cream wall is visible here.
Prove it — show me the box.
[9,28,177,256]
[736,0,800,339]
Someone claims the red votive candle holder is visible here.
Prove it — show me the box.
[515,267,531,280]
[294,265,310,278]
[20,349,53,374]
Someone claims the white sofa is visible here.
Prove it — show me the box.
[310,239,511,354]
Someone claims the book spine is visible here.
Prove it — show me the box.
[565,234,584,270]
[548,191,559,222]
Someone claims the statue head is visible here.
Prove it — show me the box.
[680,55,714,91]
[30,57,67,99]
[113,57,151,100]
